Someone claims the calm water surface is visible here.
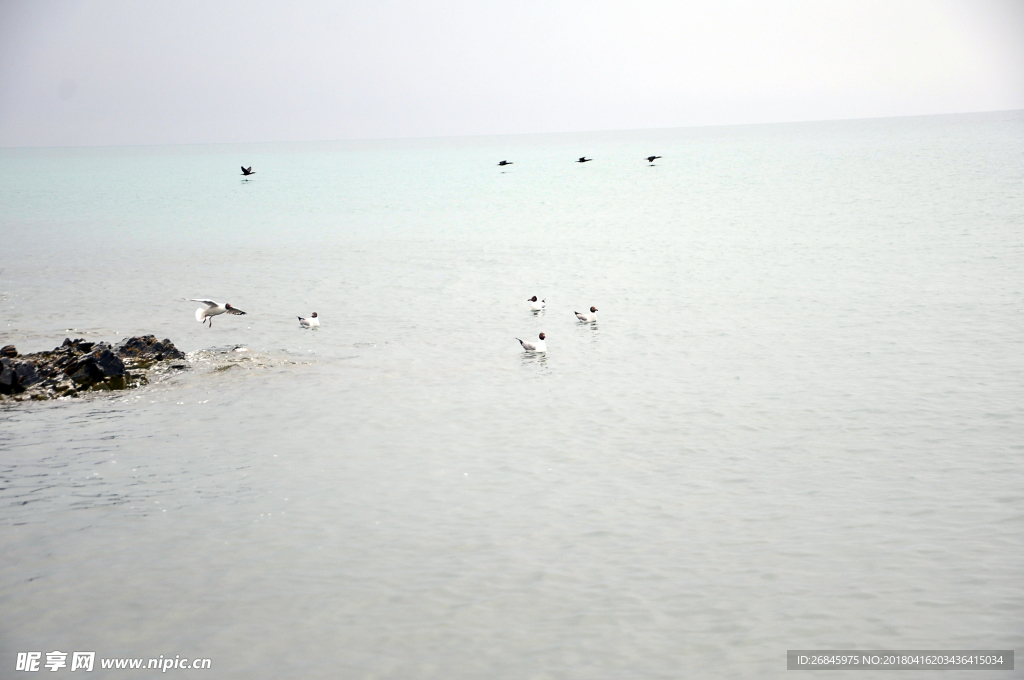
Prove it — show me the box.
[1,112,1023,678]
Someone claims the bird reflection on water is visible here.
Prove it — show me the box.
[519,351,548,368]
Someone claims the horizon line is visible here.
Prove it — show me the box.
[1,107,1020,151]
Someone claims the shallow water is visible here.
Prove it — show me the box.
[2,111,1023,678]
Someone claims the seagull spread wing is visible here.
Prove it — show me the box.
[188,299,219,308]
[227,307,246,315]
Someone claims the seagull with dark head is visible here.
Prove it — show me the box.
[187,299,247,327]
[517,332,546,352]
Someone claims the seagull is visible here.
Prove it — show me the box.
[298,312,319,328]
[241,166,255,176]
[577,157,592,163]
[575,306,598,323]
[498,160,513,166]
[646,156,662,164]
[528,296,546,311]
[187,299,246,327]
[517,332,546,352]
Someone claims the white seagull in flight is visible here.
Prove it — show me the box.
[187,299,246,327]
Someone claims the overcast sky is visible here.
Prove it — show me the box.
[1,0,1022,147]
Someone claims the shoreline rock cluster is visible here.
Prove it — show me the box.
[0,335,186,402]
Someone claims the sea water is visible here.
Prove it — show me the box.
[1,111,1022,678]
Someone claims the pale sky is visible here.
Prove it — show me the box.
[1,0,1022,147]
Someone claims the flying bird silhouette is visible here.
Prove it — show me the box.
[646,156,662,164]
[241,166,255,176]
[498,160,513,166]
[577,157,592,163]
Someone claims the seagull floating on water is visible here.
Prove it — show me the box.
[528,296,546,311]
[298,312,319,328]
[517,332,546,352]
[577,157,592,163]
[575,306,598,323]
[187,299,246,327]
[646,156,662,164]
[241,166,255,176]
[498,160,513,166]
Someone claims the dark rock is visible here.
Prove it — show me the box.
[3,335,186,402]
[0,359,43,394]
[66,360,100,385]
[14,361,41,388]
[1,358,19,394]
[58,338,95,356]
[116,335,186,364]
[65,345,125,387]
[92,348,124,378]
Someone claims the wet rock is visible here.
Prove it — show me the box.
[15,361,41,388]
[0,358,42,395]
[0,358,17,394]
[116,335,186,366]
[65,347,125,387]
[1,335,187,402]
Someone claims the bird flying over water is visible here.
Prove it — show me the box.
[528,296,546,311]
[298,312,319,328]
[646,156,662,164]
[575,306,598,323]
[498,160,513,166]
[241,166,255,175]
[517,332,546,352]
[577,157,592,163]
[187,299,246,327]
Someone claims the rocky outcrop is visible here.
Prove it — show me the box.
[0,336,186,402]
[116,335,186,366]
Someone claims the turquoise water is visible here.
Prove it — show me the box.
[2,111,1023,678]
